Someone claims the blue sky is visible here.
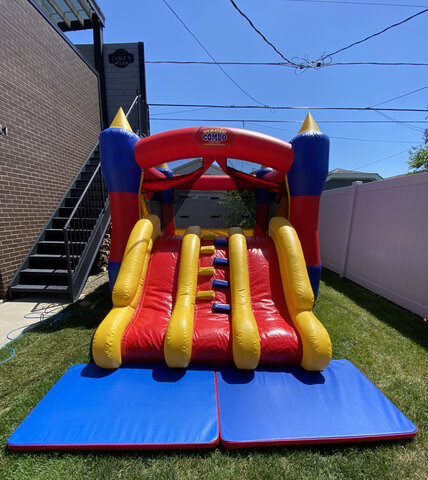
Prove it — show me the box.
[67,0,427,178]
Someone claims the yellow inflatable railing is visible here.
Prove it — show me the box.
[92,215,160,369]
[229,227,261,370]
[269,217,332,371]
[163,226,201,368]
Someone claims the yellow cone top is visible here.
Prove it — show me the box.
[109,107,133,132]
[298,112,321,134]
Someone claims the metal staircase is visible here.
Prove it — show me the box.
[9,145,110,301]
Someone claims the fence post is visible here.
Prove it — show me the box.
[340,181,362,278]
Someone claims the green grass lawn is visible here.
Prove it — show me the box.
[0,270,427,480]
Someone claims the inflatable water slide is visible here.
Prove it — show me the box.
[92,110,331,371]
[8,111,417,451]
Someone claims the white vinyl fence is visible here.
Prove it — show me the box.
[319,172,428,318]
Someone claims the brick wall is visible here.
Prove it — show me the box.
[0,0,101,298]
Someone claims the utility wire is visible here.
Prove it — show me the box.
[161,0,266,106]
[371,85,428,107]
[324,8,428,58]
[352,149,409,170]
[151,118,427,124]
[325,61,428,67]
[150,107,213,116]
[149,103,428,112]
[247,121,418,142]
[145,60,295,67]
[277,0,428,8]
[228,0,297,67]
[228,0,428,70]
[330,135,417,142]
[374,110,426,131]
[146,60,428,67]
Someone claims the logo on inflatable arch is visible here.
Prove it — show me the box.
[195,127,235,148]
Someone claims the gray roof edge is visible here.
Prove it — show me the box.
[327,171,383,181]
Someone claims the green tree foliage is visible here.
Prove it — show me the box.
[408,128,428,173]
[218,190,256,228]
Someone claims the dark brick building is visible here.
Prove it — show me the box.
[0,0,101,298]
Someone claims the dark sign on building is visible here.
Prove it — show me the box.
[108,49,134,68]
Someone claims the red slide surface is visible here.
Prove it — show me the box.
[121,236,302,366]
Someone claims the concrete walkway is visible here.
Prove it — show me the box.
[0,273,108,349]
[0,296,68,348]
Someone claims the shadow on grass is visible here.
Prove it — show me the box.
[4,436,415,459]
[223,436,412,455]
[321,269,428,351]
[30,282,112,335]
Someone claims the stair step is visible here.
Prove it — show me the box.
[59,207,100,218]
[21,268,68,275]
[10,284,69,293]
[45,228,92,241]
[65,197,79,207]
[84,164,97,173]
[70,187,104,197]
[38,241,86,255]
[51,217,68,228]
[67,198,105,209]
[89,156,100,165]
[52,217,96,228]
[45,229,65,241]
[77,175,91,185]
[75,181,105,193]
[29,254,78,269]
[212,279,230,289]
[70,187,84,197]
[213,257,229,267]
[20,269,69,286]
[212,303,231,314]
[59,207,74,217]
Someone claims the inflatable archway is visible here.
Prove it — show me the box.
[93,111,331,371]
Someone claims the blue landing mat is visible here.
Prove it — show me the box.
[217,359,417,448]
[8,364,219,450]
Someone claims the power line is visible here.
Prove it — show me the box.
[247,121,418,142]
[371,85,428,106]
[228,0,427,70]
[278,0,428,8]
[325,61,428,67]
[352,149,409,170]
[330,135,417,142]
[146,60,295,67]
[151,107,212,116]
[324,8,428,58]
[151,117,427,124]
[149,102,428,112]
[146,60,428,67]
[373,110,426,131]
[228,0,297,66]
[161,0,266,105]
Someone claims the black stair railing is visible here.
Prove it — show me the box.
[8,93,149,300]
[64,163,109,299]
[63,94,148,299]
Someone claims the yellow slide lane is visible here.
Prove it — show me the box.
[229,227,261,370]
[92,215,160,369]
[164,226,201,368]
[269,217,331,371]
